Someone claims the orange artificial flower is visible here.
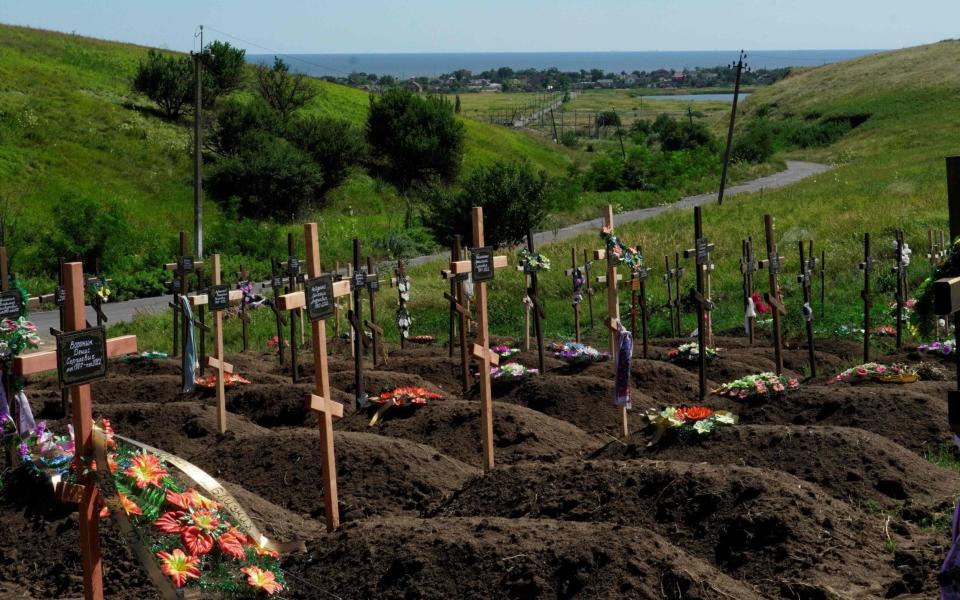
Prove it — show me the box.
[217,528,247,559]
[166,489,219,511]
[155,511,185,534]
[679,406,714,421]
[181,525,215,556]
[240,566,284,595]
[157,549,201,588]
[247,537,279,558]
[123,453,169,489]
[118,493,142,516]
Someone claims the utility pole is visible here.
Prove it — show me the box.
[718,50,747,206]
[193,25,204,257]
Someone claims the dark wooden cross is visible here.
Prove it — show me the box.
[583,249,596,328]
[820,249,826,319]
[266,258,288,365]
[365,256,385,368]
[892,230,909,350]
[235,265,251,352]
[441,235,470,392]
[797,240,818,378]
[859,233,874,363]
[663,252,684,336]
[740,237,758,345]
[284,233,304,383]
[564,247,584,343]
[630,262,652,358]
[757,214,787,375]
[347,240,370,408]
[683,206,715,400]
[928,229,946,339]
[520,229,546,374]
[164,232,203,359]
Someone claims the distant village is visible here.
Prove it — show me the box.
[322,65,791,93]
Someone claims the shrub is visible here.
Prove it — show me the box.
[287,115,366,194]
[584,156,625,192]
[372,228,435,259]
[423,161,550,247]
[595,111,621,128]
[132,50,192,119]
[211,97,282,157]
[732,119,775,163]
[46,194,134,274]
[652,115,718,152]
[367,89,465,188]
[560,130,578,148]
[207,133,324,220]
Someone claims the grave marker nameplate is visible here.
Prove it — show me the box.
[0,290,22,320]
[208,284,231,312]
[179,255,195,274]
[56,327,107,387]
[306,275,336,321]
[472,246,495,282]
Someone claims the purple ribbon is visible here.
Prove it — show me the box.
[615,322,632,408]
[15,390,35,436]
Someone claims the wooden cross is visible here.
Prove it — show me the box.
[593,206,628,437]
[333,262,343,339]
[757,215,787,375]
[683,207,715,400]
[929,229,946,339]
[582,249,596,329]
[892,230,908,350]
[348,240,368,408]
[663,253,684,337]
[188,254,239,433]
[235,265,251,352]
[630,263,652,358]
[283,233,304,383]
[364,256,384,368]
[390,259,409,349]
[13,262,138,600]
[662,255,677,337]
[164,232,204,358]
[564,247,584,343]
[278,223,348,532]
[797,240,818,378]
[520,229,546,374]
[441,235,471,393]
[740,237,758,345]
[859,233,874,363]
[451,207,508,472]
[265,259,288,365]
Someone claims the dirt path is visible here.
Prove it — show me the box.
[29,160,828,339]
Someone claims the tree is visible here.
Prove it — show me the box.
[732,119,775,163]
[211,96,282,157]
[454,95,462,114]
[423,161,550,248]
[595,111,621,128]
[367,89,465,188]
[287,115,366,194]
[255,58,318,123]
[132,49,192,119]
[202,40,246,102]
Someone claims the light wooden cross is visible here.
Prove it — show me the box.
[797,240,818,378]
[277,224,350,531]
[592,205,628,438]
[450,207,508,472]
[683,207,715,400]
[740,237,758,345]
[757,215,787,375]
[13,262,137,600]
[187,254,238,433]
[858,233,874,363]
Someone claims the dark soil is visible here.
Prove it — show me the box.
[0,333,953,599]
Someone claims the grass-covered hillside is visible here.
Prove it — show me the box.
[0,24,575,295]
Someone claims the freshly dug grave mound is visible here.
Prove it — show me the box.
[488,373,658,435]
[630,359,711,404]
[372,355,473,391]
[220,481,324,543]
[594,424,960,514]
[329,368,445,398]
[435,459,939,598]
[338,399,603,468]
[284,516,766,600]
[718,345,848,379]
[188,429,478,521]
[226,382,355,427]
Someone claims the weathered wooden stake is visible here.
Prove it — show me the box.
[820,249,826,319]
[684,207,715,400]
[349,240,366,408]
[663,255,677,337]
[797,241,818,378]
[441,236,470,392]
[365,256,384,368]
[235,265,250,352]
[859,233,874,363]
[287,234,301,383]
[758,215,786,375]
[393,259,408,350]
[210,255,227,432]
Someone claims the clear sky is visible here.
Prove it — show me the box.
[2,0,958,53]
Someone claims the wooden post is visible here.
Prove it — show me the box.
[270,259,286,365]
[583,249,595,328]
[236,265,250,352]
[394,259,407,350]
[365,257,384,368]
[287,234,301,383]
[740,238,758,344]
[522,270,531,352]
[859,233,874,363]
[566,247,582,343]
[349,240,366,407]
[631,264,651,358]
[447,237,460,359]
[892,230,907,350]
[683,206,715,400]
[797,241,818,378]
[758,215,786,375]
[672,252,684,335]
[524,229,546,374]
[663,255,677,337]
[212,255,226,432]
[820,249,826,320]
[594,206,628,437]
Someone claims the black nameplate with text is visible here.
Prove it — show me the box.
[288,257,300,276]
[368,277,380,292]
[57,327,107,387]
[352,269,367,291]
[209,285,231,312]
[179,256,195,274]
[306,275,335,321]
[472,247,495,282]
[0,290,22,320]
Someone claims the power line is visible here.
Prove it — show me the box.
[202,25,355,77]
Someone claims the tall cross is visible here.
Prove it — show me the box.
[740,237,758,345]
[365,256,385,368]
[593,205,628,437]
[448,207,508,471]
[13,262,138,600]
[929,229,946,339]
[235,265,251,352]
[564,247,583,343]
[797,240,818,378]
[278,224,350,532]
[164,232,204,359]
[859,233,874,363]
[520,229,546,374]
[441,235,471,393]
[346,240,370,408]
[892,230,908,350]
[683,206,715,400]
[757,214,787,375]
[630,262,652,358]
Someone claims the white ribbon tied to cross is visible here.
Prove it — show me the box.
[802,302,814,322]
[744,296,757,334]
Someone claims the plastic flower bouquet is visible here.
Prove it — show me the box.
[122,351,170,362]
[194,373,252,389]
[369,386,441,425]
[664,342,718,364]
[713,372,799,401]
[407,335,435,345]
[518,248,551,271]
[0,317,41,362]
[550,341,610,364]
[492,345,520,359]
[918,341,954,356]
[831,362,918,384]
[642,405,738,446]
[490,362,538,380]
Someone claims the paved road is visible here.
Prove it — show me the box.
[30,160,828,340]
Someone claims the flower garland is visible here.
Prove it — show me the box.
[122,351,170,361]
[642,405,738,444]
[600,225,644,269]
[664,342,718,364]
[87,276,112,303]
[550,341,610,364]
[0,317,41,363]
[20,419,286,594]
[713,372,800,400]
[918,340,954,356]
[490,362,538,380]
[397,276,411,302]
[518,248,551,272]
[369,386,440,425]
[194,373,252,389]
[492,345,520,359]
[831,362,919,384]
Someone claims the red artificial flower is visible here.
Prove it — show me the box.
[155,511,186,534]
[678,406,714,421]
[217,528,247,559]
[157,549,200,588]
[751,293,771,314]
[123,453,169,489]
[181,525,215,556]
[240,566,284,595]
